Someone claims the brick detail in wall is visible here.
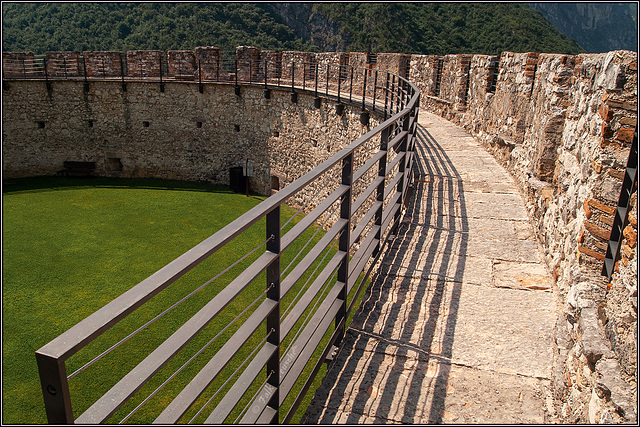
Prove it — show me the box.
[167,50,196,79]
[83,51,123,77]
[45,51,82,76]
[126,50,162,77]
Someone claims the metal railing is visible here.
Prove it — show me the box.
[3,54,410,119]
[602,128,638,280]
[32,57,420,424]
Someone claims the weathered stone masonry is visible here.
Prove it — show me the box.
[2,46,637,423]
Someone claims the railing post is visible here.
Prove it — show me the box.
[290,61,297,103]
[159,53,164,92]
[82,54,89,92]
[361,68,367,111]
[265,206,281,423]
[337,64,341,103]
[374,126,390,257]
[391,113,411,237]
[314,63,321,108]
[44,57,51,91]
[373,69,378,111]
[336,153,353,346]
[384,72,390,120]
[325,63,330,96]
[36,352,73,424]
[120,54,127,92]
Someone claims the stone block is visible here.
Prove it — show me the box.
[606,99,637,111]
[583,199,593,219]
[598,103,614,121]
[614,127,635,143]
[595,358,637,422]
[2,51,38,77]
[45,51,82,76]
[619,116,637,126]
[601,123,613,138]
[567,281,606,310]
[579,307,613,363]
[167,50,196,78]
[587,199,616,215]
[126,50,162,77]
[623,225,637,248]
[82,51,123,76]
[583,220,611,241]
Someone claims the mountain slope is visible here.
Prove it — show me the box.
[529,2,638,53]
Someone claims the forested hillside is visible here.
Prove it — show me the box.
[2,2,585,56]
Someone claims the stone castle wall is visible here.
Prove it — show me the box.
[2,80,377,202]
[2,46,637,423]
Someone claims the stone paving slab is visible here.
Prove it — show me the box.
[302,111,558,424]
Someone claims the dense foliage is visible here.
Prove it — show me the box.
[2,2,585,56]
[1,3,314,56]
[314,2,585,55]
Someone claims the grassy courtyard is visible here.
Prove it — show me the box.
[2,176,346,424]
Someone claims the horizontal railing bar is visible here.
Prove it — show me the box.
[386,151,407,176]
[256,405,278,424]
[282,315,345,423]
[280,218,347,298]
[280,184,348,251]
[350,201,383,247]
[280,251,345,341]
[348,225,381,287]
[351,176,385,216]
[388,130,408,151]
[204,342,277,424]
[153,299,277,424]
[380,193,403,240]
[352,150,386,183]
[384,171,404,201]
[74,251,277,423]
[279,297,343,405]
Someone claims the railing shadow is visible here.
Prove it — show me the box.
[304,120,469,423]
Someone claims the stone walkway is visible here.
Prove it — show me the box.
[302,112,559,423]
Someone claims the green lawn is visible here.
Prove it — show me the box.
[2,176,361,424]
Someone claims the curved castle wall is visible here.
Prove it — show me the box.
[2,80,377,196]
[2,46,637,423]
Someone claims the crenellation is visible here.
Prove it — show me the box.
[126,50,162,77]
[193,46,222,80]
[167,50,196,80]
[45,51,82,77]
[82,51,123,77]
